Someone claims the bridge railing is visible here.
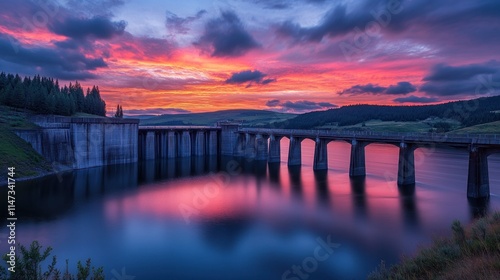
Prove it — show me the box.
[139,126,220,130]
[238,128,500,142]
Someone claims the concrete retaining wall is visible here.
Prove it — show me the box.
[15,116,139,169]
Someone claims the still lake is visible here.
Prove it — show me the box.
[2,139,500,279]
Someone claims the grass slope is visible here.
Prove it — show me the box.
[369,212,500,279]
[451,120,500,134]
[0,106,52,179]
[317,118,461,133]
[140,109,296,126]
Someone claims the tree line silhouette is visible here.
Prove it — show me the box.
[276,95,500,129]
[0,72,106,116]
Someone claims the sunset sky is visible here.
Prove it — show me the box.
[1,0,499,115]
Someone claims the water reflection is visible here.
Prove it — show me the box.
[398,184,419,230]
[1,147,499,280]
[468,197,490,218]
[350,177,367,220]
[314,170,329,206]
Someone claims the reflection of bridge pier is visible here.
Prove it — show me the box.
[398,184,420,230]
[314,170,330,205]
[467,197,490,218]
[288,165,303,195]
[138,123,500,198]
[350,177,367,219]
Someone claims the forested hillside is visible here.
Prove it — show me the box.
[0,72,106,116]
[277,96,500,129]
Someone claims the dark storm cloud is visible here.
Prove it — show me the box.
[225,70,276,86]
[195,11,259,57]
[420,61,500,96]
[266,99,281,107]
[339,82,416,95]
[275,0,500,53]
[340,84,386,95]
[50,16,127,40]
[166,10,206,34]
[266,99,337,112]
[385,81,417,94]
[248,0,326,10]
[262,78,277,85]
[276,2,391,42]
[0,33,106,80]
[420,80,482,96]
[423,62,500,82]
[393,95,439,103]
[64,0,125,17]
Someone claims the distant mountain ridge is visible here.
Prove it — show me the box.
[140,95,500,130]
[140,109,296,126]
[276,95,500,129]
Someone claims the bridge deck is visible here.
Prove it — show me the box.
[139,126,220,130]
[238,128,500,146]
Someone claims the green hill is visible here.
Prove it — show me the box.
[0,106,52,181]
[140,109,296,126]
[451,120,500,134]
[277,95,500,130]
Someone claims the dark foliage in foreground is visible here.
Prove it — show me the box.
[369,212,500,279]
[0,241,104,280]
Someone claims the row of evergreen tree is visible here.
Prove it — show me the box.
[0,72,106,116]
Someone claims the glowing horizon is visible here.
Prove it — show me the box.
[1,0,499,115]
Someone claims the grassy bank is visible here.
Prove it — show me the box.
[369,212,500,279]
[0,106,52,180]
[451,120,500,134]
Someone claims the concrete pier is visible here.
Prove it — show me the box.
[313,138,329,170]
[349,139,367,177]
[235,133,246,157]
[245,133,256,158]
[167,131,176,158]
[220,122,240,156]
[288,136,303,166]
[180,130,191,157]
[208,130,218,155]
[145,131,156,160]
[467,146,490,198]
[194,131,205,156]
[160,132,168,158]
[256,134,269,160]
[134,126,500,199]
[269,135,282,163]
[397,142,416,185]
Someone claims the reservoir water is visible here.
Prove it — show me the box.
[1,140,499,279]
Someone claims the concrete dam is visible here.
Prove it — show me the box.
[16,120,500,198]
[15,116,138,169]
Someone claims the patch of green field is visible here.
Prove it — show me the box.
[140,109,297,127]
[450,120,500,134]
[0,105,39,129]
[317,118,461,133]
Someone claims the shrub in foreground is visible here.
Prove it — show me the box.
[0,241,104,280]
[369,212,500,280]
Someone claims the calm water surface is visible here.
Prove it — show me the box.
[1,140,499,279]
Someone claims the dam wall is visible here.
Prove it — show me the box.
[15,116,139,169]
